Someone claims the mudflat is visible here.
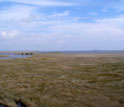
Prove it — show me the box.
[0,53,124,107]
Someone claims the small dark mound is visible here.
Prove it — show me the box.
[119,99,124,105]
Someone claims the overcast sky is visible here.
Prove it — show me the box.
[0,0,124,51]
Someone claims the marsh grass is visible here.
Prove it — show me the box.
[0,53,124,107]
[0,55,9,57]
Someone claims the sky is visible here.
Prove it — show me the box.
[0,0,124,51]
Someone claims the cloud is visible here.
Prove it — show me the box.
[103,0,124,12]
[0,5,36,21]
[0,5,42,32]
[1,4,124,38]
[0,0,74,7]
[1,4,124,40]
[0,29,20,38]
[0,4,72,30]
[50,11,70,17]
[0,1,124,50]
[48,15,124,38]
[89,12,98,16]
[96,15,124,28]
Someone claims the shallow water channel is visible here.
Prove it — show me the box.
[0,53,32,59]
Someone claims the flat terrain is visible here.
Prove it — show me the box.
[0,55,9,57]
[0,53,124,107]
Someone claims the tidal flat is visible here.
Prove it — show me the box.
[0,53,124,107]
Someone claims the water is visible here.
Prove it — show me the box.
[0,53,32,59]
[36,50,124,54]
[0,104,8,107]
[16,101,27,107]
[0,101,27,107]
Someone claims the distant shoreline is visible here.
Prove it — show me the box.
[0,50,124,54]
[36,50,124,54]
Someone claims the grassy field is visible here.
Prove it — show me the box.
[0,53,124,107]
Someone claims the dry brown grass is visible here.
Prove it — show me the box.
[0,55,9,57]
[0,53,124,107]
